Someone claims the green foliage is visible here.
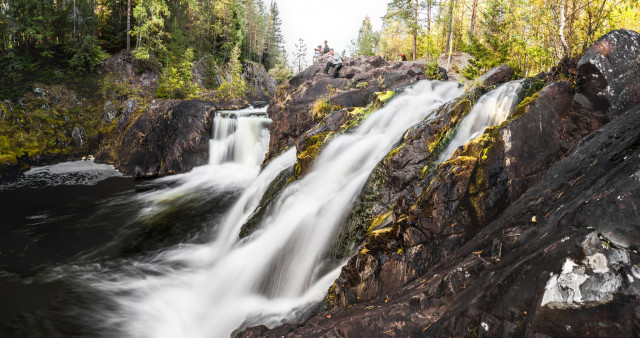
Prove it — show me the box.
[313,98,337,121]
[132,0,170,70]
[462,35,495,79]
[264,1,285,70]
[156,48,198,99]
[216,44,246,100]
[424,62,443,80]
[351,16,379,57]
[202,54,222,90]
[313,84,340,120]
[102,74,137,101]
[268,60,293,84]
[66,35,110,73]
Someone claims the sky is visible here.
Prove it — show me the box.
[270,0,390,67]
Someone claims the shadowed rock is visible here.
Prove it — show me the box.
[116,100,216,177]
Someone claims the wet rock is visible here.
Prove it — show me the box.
[265,56,448,162]
[115,99,215,177]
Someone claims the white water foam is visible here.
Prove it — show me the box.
[438,80,523,163]
[0,160,124,191]
[79,82,464,338]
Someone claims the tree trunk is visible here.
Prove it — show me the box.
[127,0,131,54]
[559,0,570,57]
[445,0,454,53]
[427,0,431,35]
[73,0,76,39]
[469,0,478,39]
[413,0,418,60]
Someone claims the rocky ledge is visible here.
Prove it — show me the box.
[101,99,216,177]
[240,29,640,337]
[265,55,448,161]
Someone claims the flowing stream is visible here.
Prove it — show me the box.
[67,81,465,338]
[438,80,523,163]
[1,81,469,337]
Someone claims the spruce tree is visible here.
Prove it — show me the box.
[264,0,284,70]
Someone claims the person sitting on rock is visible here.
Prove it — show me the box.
[323,40,330,54]
[400,54,407,61]
[323,49,343,78]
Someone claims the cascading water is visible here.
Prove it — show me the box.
[438,80,523,163]
[210,107,272,166]
[64,81,464,338]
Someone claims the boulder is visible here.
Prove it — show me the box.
[476,64,515,87]
[115,99,215,177]
[574,29,640,118]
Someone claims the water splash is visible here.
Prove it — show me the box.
[438,80,523,163]
[78,81,464,338]
[134,106,273,220]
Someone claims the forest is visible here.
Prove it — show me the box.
[2,0,639,99]
[0,0,289,99]
[350,0,640,78]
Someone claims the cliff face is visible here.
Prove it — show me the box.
[240,29,640,337]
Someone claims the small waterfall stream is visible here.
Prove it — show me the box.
[79,81,464,338]
[438,80,523,163]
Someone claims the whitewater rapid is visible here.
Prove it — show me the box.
[439,80,523,163]
[63,82,465,338]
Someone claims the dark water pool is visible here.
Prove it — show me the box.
[0,163,241,336]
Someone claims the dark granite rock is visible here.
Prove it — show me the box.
[265,56,448,163]
[476,64,515,87]
[239,29,640,338]
[239,98,640,338]
[116,99,215,177]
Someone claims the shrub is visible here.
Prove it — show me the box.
[156,48,199,99]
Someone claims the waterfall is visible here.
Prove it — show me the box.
[438,80,523,163]
[210,107,272,166]
[79,81,464,338]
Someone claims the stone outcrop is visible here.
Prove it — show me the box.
[114,99,216,177]
[241,103,640,337]
[242,61,277,106]
[265,55,448,162]
[239,29,640,337]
